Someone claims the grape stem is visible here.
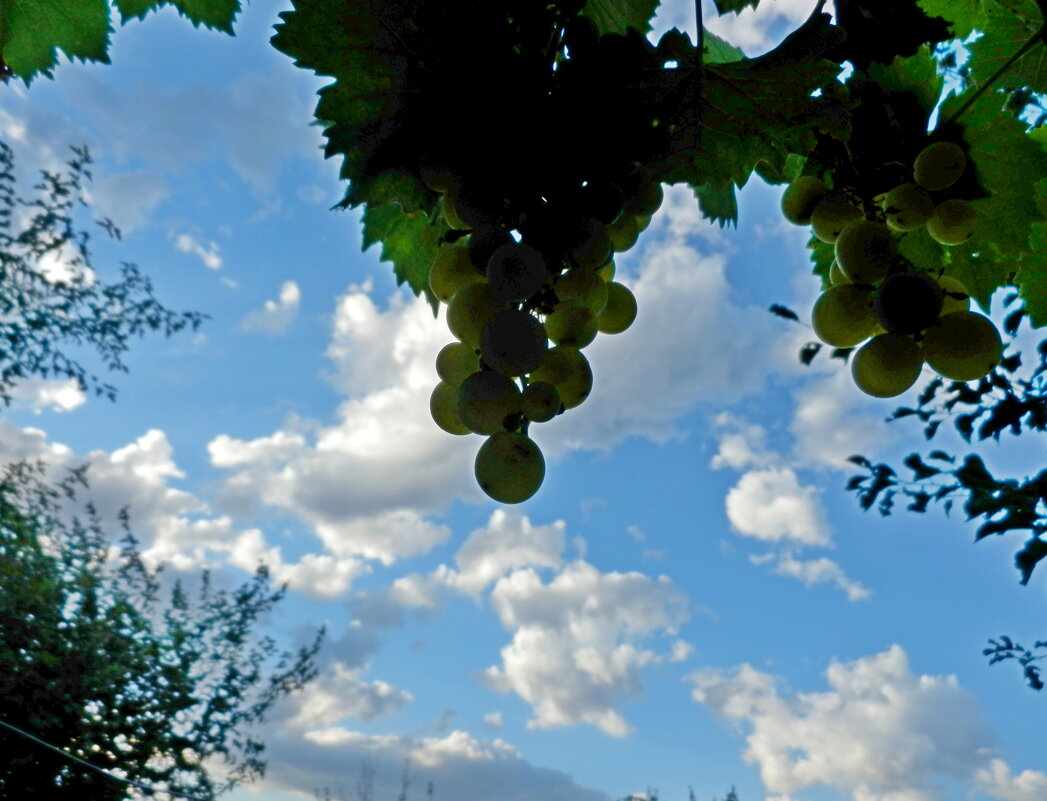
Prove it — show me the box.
[940,22,1047,129]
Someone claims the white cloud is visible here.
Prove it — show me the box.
[724,466,830,546]
[976,758,1047,801]
[688,645,1045,801]
[481,561,689,737]
[240,280,301,334]
[711,413,773,470]
[277,662,412,729]
[762,551,870,601]
[483,711,503,729]
[703,0,823,56]
[175,233,222,270]
[7,378,87,414]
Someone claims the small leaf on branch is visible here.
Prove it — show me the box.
[799,342,821,365]
[769,304,800,321]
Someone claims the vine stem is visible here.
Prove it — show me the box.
[940,22,1047,128]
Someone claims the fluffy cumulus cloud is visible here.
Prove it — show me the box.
[240,280,301,333]
[481,561,689,737]
[688,645,1046,801]
[7,378,87,414]
[725,466,829,545]
[276,662,412,729]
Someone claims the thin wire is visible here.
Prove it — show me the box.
[0,717,213,801]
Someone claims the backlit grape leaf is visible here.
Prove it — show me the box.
[807,234,835,287]
[917,0,985,38]
[0,0,111,81]
[114,0,241,33]
[361,204,442,314]
[1016,178,1047,327]
[582,0,660,36]
[692,183,737,226]
[702,28,745,64]
[966,0,1047,96]
[866,47,944,122]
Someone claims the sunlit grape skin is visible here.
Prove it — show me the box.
[598,282,637,334]
[456,370,521,435]
[781,175,827,225]
[834,220,896,284]
[474,431,545,504]
[913,141,966,192]
[927,199,977,245]
[851,334,923,398]
[521,381,561,422]
[528,346,593,408]
[921,311,1002,381]
[810,192,863,243]
[436,342,480,386]
[430,382,470,435]
[811,285,878,347]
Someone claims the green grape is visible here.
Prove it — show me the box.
[480,309,548,376]
[441,192,469,230]
[937,275,971,316]
[430,247,483,303]
[811,285,878,347]
[608,215,642,253]
[597,259,616,282]
[474,431,545,504]
[419,157,455,194]
[430,382,470,435]
[834,220,896,284]
[521,381,561,422]
[921,311,1002,381]
[828,260,851,286]
[568,217,613,270]
[851,334,923,398]
[446,283,506,347]
[926,199,977,245]
[555,268,608,313]
[913,141,966,192]
[545,303,598,348]
[882,183,934,231]
[634,214,653,233]
[598,282,637,334]
[457,370,522,434]
[528,346,593,408]
[622,171,663,217]
[436,342,480,385]
[873,271,943,335]
[810,192,863,244]
[781,175,827,225]
[487,242,547,302]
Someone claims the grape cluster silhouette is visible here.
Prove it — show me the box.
[426,157,658,503]
[782,141,1002,397]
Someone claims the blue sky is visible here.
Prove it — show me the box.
[1,1,1045,800]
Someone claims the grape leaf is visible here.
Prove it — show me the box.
[917,0,985,38]
[582,0,660,36]
[1017,178,1047,327]
[692,183,737,226]
[966,0,1047,96]
[807,234,835,287]
[702,28,745,64]
[865,47,944,122]
[114,0,242,33]
[0,0,112,81]
[361,203,441,314]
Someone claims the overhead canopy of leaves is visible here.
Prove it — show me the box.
[0,0,240,82]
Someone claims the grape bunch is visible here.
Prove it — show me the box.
[426,161,660,504]
[782,141,1002,398]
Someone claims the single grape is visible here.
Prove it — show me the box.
[457,370,522,434]
[487,242,547,302]
[921,311,1002,381]
[873,271,943,335]
[781,175,827,225]
[545,303,598,348]
[882,183,934,231]
[447,283,507,347]
[474,431,545,504]
[811,285,879,347]
[926,199,977,245]
[913,141,966,192]
[810,192,864,243]
[834,220,896,284]
[480,309,548,376]
[521,381,561,422]
[567,217,613,270]
[430,382,470,435]
[608,215,642,253]
[598,282,637,334]
[555,268,608,313]
[528,346,593,408]
[937,275,971,316]
[430,247,483,303]
[851,334,923,398]
[441,192,469,230]
[828,260,851,286]
[420,157,455,194]
[622,170,663,217]
[597,259,616,282]
[436,342,480,385]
